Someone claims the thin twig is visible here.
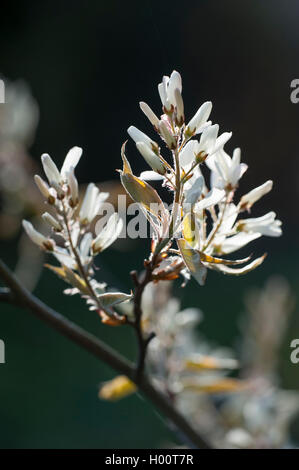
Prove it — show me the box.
[0,258,212,449]
[131,262,156,380]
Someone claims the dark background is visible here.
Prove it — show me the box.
[0,0,299,448]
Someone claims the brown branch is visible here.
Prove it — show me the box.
[0,258,212,449]
[130,258,157,380]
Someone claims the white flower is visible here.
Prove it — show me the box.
[121,69,283,287]
[239,180,273,210]
[92,213,123,254]
[158,71,182,111]
[207,148,248,189]
[237,212,282,237]
[22,220,54,250]
[194,124,232,159]
[185,101,212,135]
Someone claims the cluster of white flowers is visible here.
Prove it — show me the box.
[22,147,130,324]
[122,70,282,285]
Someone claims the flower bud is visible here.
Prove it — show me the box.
[136,142,166,175]
[158,75,172,112]
[158,120,177,150]
[22,220,55,250]
[168,70,182,106]
[34,175,56,204]
[51,181,65,200]
[139,102,159,129]
[127,126,154,146]
[60,146,82,180]
[41,154,61,186]
[42,212,62,231]
[66,167,79,207]
[174,88,184,126]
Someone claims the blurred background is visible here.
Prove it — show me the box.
[0,0,299,448]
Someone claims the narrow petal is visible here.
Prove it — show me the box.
[41,154,61,185]
[194,188,225,212]
[60,146,82,179]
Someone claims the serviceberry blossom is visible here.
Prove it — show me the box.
[122,70,282,285]
[23,148,129,325]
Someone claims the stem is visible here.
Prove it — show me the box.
[61,202,101,309]
[0,258,212,449]
[131,140,183,380]
[131,259,156,380]
[203,194,230,251]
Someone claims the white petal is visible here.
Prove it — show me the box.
[136,142,165,174]
[79,183,98,223]
[186,101,212,134]
[139,171,164,181]
[240,180,273,209]
[194,188,225,212]
[80,232,93,259]
[41,154,61,185]
[42,212,61,231]
[158,75,170,109]
[34,175,51,199]
[139,102,159,128]
[127,125,154,146]
[22,220,50,248]
[219,232,261,254]
[92,213,123,253]
[184,176,204,206]
[60,146,82,179]
[180,140,197,168]
[213,132,232,154]
[168,70,182,105]
[66,166,79,204]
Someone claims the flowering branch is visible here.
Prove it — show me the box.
[0,69,283,449]
[0,258,211,449]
